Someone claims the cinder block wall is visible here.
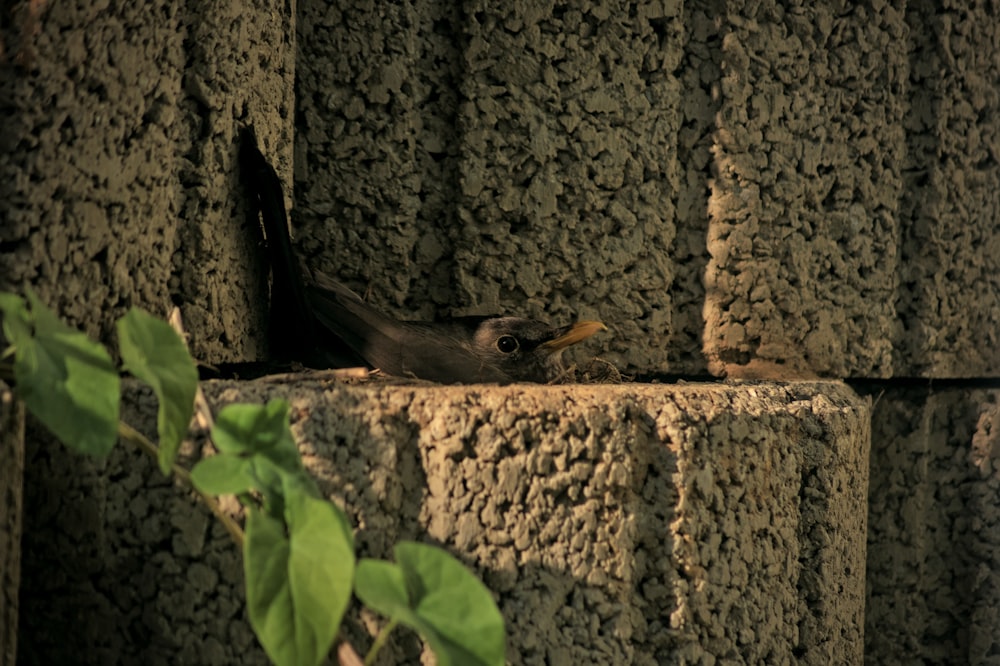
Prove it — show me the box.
[0,385,24,666]
[0,0,295,362]
[292,4,1000,660]
[295,0,695,376]
[291,0,999,381]
[17,381,869,665]
[3,0,999,664]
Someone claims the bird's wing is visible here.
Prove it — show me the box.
[306,273,406,374]
[308,272,511,383]
[397,321,514,383]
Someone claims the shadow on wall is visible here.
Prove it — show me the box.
[865,387,1000,664]
[16,382,680,665]
[894,3,1000,377]
[672,1,722,375]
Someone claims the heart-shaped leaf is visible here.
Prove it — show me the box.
[0,290,119,457]
[355,542,505,666]
[190,452,255,496]
[210,401,319,514]
[244,491,355,666]
[117,307,198,473]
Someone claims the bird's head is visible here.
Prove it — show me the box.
[466,317,607,383]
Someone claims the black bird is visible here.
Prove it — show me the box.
[238,129,605,384]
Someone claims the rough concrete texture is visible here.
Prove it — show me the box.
[452,1,683,375]
[294,0,465,323]
[4,5,1000,666]
[704,2,907,378]
[865,387,1000,664]
[4,1,998,378]
[294,0,691,376]
[670,3,721,374]
[17,379,868,665]
[0,384,24,666]
[0,0,294,362]
[702,0,1000,379]
[293,0,1000,379]
[895,3,1000,377]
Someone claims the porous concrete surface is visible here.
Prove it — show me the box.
[452,2,683,376]
[865,387,1000,664]
[18,379,868,665]
[294,0,694,377]
[4,6,1000,665]
[294,0,465,322]
[0,0,294,363]
[294,0,1000,380]
[895,3,1000,377]
[0,384,24,666]
[703,3,907,378]
[3,1,999,379]
[670,4,720,375]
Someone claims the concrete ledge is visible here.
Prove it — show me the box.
[19,380,869,665]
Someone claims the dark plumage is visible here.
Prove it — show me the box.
[239,129,605,384]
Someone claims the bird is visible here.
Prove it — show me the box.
[238,128,606,384]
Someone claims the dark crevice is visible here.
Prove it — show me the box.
[846,376,1000,390]
[633,374,1000,390]
[197,368,1000,388]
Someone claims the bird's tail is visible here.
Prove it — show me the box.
[239,128,370,369]
[238,128,318,359]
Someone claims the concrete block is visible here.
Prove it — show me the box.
[0,0,295,363]
[865,387,1000,664]
[293,0,693,376]
[894,4,1000,376]
[293,0,466,323]
[704,3,907,378]
[19,379,868,665]
[293,1,1000,380]
[452,2,684,377]
[7,0,997,382]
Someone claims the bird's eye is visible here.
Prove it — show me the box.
[496,335,519,354]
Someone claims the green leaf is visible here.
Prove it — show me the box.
[355,559,411,617]
[117,308,198,474]
[211,400,319,511]
[0,293,30,347]
[190,453,255,496]
[213,400,296,459]
[244,492,355,666]
[0,290,120,457]
[355,542,506,666]
[212,403,270,454]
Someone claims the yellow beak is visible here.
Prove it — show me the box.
[538,321,607,352]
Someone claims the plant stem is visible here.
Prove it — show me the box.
[117,421,245,549]
[363,618,399,666]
